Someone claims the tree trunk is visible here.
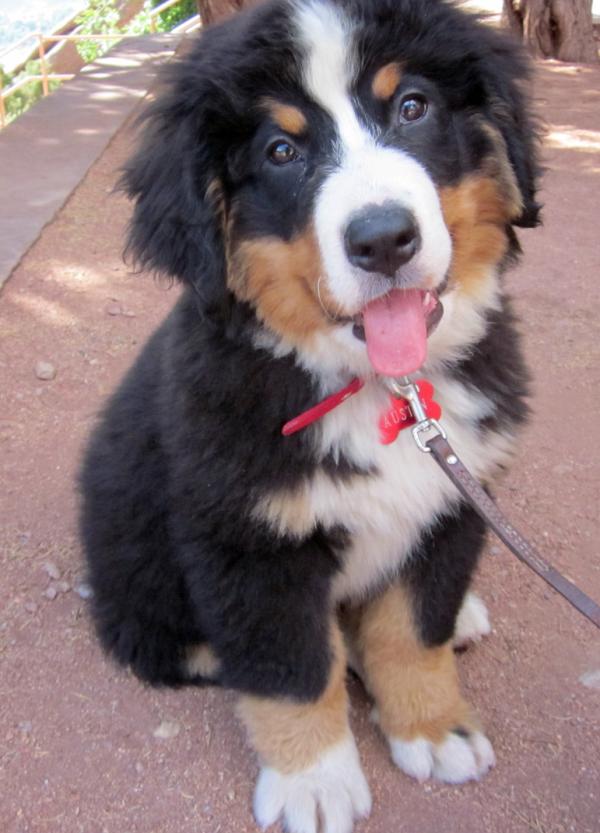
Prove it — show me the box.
[552,0,599,61]
[502,0,524,37]
[195,0,259,26]
[523,0,556,57]
[502,0,598,63]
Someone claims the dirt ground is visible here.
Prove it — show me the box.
[1,59,599,833]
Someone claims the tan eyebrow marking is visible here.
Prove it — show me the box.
[262,99,308,136]
[372,62,403,100]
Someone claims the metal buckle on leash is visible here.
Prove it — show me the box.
[385,376,447,452]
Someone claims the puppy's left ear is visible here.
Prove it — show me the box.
[481,32,542,228]
[121,82,228,319]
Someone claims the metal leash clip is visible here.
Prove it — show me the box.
[385,375,447,452]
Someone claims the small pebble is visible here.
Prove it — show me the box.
[75,581,93,600]
[35,361,56,381]
[227,789,236,801]
[24,601,38,614]
[43,561,61,581]
[579,670,600,690]
[43,581,70,599]
[106,301,123,316]
[153,720,181,739]
[18,721,33,734]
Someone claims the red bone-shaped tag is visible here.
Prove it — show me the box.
[379,379,441,445]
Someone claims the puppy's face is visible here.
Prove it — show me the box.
[125,0,539,379]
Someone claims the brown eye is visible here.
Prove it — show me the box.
[268,140,299,165]
[398,95,428,124]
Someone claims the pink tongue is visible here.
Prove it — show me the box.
[363,289,427,376]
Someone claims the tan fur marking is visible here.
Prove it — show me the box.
[479,121,523,219]
[372,62,402,100]
[439,175,513,300]
[253,481,315,539]
[263,99,308,136]
[253,462,377,541]
[352,586,477,743]
[237,625,349,773]
[230,232,340,345]
[206,177,238,281]
[185,644,221,679]
[205,177,226,222]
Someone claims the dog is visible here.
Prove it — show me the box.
[80,1,540,830]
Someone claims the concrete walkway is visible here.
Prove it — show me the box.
[0,42,599,833]
[0,34,178,290]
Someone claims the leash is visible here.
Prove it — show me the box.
[282,375,600,629]
[386,377,600,630]
[428,432,600,628]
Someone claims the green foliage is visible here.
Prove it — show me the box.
[73,0,197,50]
[151,0,197,33]
[75,0,121,63]
[126,4,154,35]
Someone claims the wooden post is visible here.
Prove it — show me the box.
[38,34,49,96]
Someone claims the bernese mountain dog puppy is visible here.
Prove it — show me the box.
[80,1,540,830]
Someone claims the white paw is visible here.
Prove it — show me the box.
[389,730,495,784]
[253,734,372,833]
[453,592,491,649]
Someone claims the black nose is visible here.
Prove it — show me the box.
[344,202,420,277]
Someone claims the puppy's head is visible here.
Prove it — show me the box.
[124,0,540,378]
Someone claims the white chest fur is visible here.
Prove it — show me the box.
[256,375,516,603]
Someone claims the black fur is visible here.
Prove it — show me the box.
[82,294,347,698]
[80,0,539,701]
[402,504,487,647]
[451,298,531,435]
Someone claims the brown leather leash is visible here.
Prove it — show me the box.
[387,377,600,630]
[427,434,600,629]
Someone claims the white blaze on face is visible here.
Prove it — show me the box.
[294,0,452,314]
[295,0,366,152]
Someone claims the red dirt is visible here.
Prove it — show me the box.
[1,61,599,833]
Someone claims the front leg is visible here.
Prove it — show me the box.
[238,624,371,833]
[172,511,370,830]
[351,504,495,783]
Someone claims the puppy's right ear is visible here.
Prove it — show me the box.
[121,80,227,319]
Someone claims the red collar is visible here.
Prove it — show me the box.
[282,378,364,436]
[282,377,441,444]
